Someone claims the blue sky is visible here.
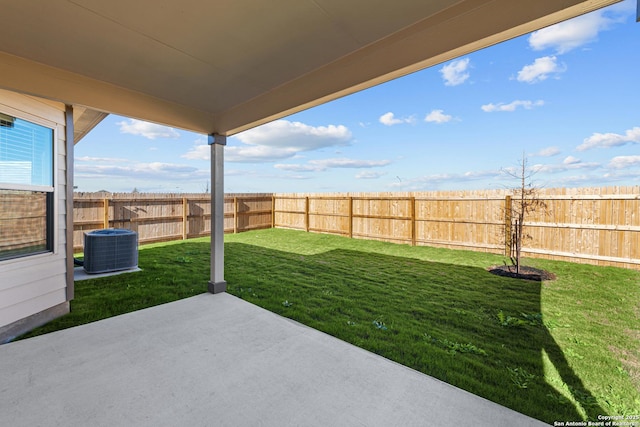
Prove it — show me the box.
[75,0,640,194]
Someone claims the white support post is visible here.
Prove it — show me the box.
[208,134,227,293]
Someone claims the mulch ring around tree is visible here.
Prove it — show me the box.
[487,265,557,281]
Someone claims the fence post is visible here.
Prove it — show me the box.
[410,196,416,246]
[348,196,353,238]
[233,197,238,234]
[305,197,310,232]
[504,195,512,257]
[182,197,188,240]
[271,195,276,228]
[103,198,109,229]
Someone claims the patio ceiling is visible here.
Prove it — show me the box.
[0,0,621,136]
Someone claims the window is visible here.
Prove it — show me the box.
[0,112,54,261]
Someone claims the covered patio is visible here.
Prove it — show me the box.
[0,0,624,424]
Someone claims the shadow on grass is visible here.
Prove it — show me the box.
[225,242,606,424]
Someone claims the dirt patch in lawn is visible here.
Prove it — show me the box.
[487,265,556,281]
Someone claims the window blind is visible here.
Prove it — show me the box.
[0,115,53,187]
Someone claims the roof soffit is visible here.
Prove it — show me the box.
[0,0,622,135]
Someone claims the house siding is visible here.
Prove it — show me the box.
[0,89,69,334]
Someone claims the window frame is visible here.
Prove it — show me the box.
[0,106,58,262]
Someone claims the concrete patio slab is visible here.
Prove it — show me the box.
[0,293,549,426]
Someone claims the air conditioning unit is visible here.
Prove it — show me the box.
[83,229,138,274]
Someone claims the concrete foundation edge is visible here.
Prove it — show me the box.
[0,302,70,344]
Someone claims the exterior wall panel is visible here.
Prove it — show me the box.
[0,89,68,331]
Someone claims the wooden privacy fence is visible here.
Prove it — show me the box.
[274,187,640,270]
[275,192,508,250]
[274,193,504,249]
[73,193,273,252]
[73,187,639,269]
[0,190,48,256]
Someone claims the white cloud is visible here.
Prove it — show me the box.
[356,171,386,179]
[75,156,129,163]
[273,163,319,172]
[529,14,605,54]
[481,100,544,112]
[553,174,598,186]
[75,161,206,181]
[425,110,453,124]
[516,56,566,83]
[379,112,402,126]
[563,156,581,165]
[180,138,210,160]
[604,155,640,182]
[534,147,561,157]
[236,120,351,147]
[275,158,391,173]
[603,169,640,181]
[385,150,635,190]
[577,126,640,151]
[225,145,304,163]
[182,120,352,163]
[607,155,640,169]
[528,3,632,54]
[314,158,391,169]
[280,174,314,180]
[226,169,314,182]
[462,170,504,180]
[529,158,600,174]
[117,119,180,140]
[379,112,415,126]
[440,58,470,86]
[137,162,198,175]
[388,169,502,190]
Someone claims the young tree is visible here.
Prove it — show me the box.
[503,153,546,275]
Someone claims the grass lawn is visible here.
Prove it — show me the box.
[21,228,640,424]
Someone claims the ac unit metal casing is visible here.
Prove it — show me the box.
[83,229,138,274]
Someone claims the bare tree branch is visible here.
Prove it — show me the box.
[502,153,547,275]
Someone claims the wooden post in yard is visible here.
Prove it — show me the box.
[182,197,188,240]
[233,196,238,234]
[504,195,512,257]
[271,195,276,228]
[103,198,109,229]
[348,196,353,238]
[305,196,310,232]
[410,196,416,246]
